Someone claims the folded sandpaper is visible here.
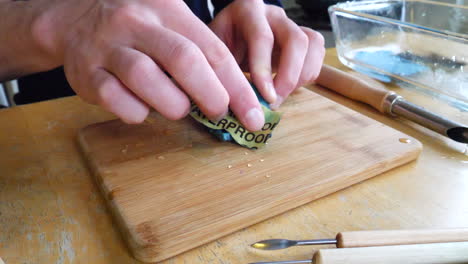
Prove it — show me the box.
[189,84,282,149]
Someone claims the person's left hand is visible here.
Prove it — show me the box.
[209,0,325,109]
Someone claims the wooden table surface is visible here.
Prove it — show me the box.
[1,49,467,264]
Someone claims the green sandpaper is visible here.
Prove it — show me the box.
[189,84,282,149]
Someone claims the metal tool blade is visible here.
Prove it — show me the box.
[251,239,297,250]
[251,238,337,250]
[384,94,468,143]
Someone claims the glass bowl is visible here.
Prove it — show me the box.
[329,0,468,110]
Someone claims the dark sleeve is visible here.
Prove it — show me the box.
[184,0,212,24]
[212,0,282,17]
[15,67,75,105]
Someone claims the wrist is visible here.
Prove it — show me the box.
[29,0,96,68]
[0,1,64,80]
[29,1,67,69]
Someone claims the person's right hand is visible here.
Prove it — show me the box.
[33,0,265,131]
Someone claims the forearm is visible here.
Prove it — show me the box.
[0,0,59,81]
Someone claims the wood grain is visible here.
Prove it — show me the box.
[78,88,421,262]
[336,228,468,248]
[313,242,468,264]
[317,65,392,113]
[1,49,467,264]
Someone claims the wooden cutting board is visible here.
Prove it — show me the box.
[78,88,421,263]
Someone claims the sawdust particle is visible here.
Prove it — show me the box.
[121,144,129,154]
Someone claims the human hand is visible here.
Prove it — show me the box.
[209,0,326,109]
[34,0,265,130]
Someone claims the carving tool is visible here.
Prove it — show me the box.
[251,228,468,250]
[249,242,468,264]
[316,65,468,143]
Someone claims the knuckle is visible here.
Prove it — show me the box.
[312,62,325,82]
[165,102,190,121]
[302,66,323,84]
[319,45,326,58]
[282,75,299,92]
[304,28,325,48]
[170,41,203,71]
[253,31,274,45]
[207,43,232,68]
[30,10,58,62]
[30,12,49,48]
[239,0,266,12]
[299,72,315,86]
[310,70,321,82]
[290,29,309,49]
[96,80,120,106]
[110,4,144,27]
[203,95,229,118]
[269,6,287,19]
[125,56,152,83]
[312,31,325,47]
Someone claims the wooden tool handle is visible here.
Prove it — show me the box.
[336,228,468,248]
[313,242,468,264]
[316,64,393,113]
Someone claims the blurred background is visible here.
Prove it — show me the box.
[283,0,340,48]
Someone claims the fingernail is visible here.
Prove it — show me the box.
[245,108,265,131]
[265,82,277,104]
[270,95,284,110]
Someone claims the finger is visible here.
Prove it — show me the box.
[135,25,232,123]
[106,47,190,120]
[235,2,277,104]
[63,52,97,105]
[90,68,150,124]
[267,9,309,109]
[297,27,326,87]
[208,11,247,66]
[167,6,265,131]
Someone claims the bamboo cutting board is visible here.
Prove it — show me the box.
[78,88,421,263]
